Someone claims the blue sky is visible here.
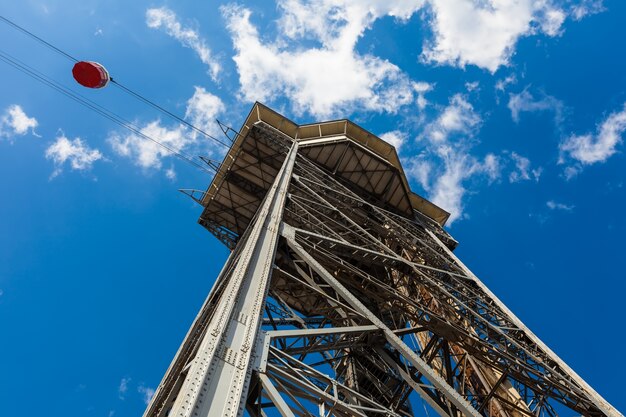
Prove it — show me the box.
[1,0,624,416]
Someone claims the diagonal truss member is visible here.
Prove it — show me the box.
[144,103,622,417]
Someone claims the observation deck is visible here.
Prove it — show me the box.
[197,102,456,249]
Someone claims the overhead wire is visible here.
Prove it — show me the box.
[0,14,231,153]
[109,80,231,148]
[0,48,215,175]
[0,15,79,63]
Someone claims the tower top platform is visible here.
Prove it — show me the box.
[198,102,450,249]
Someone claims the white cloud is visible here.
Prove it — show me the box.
[404,157,432,191]
[221,2,424,118]
[508,89,564,123]
[220,0,595,116]
[137,384,155,405]
[184,86,225,137]
[562,165,581,180]
[546,200,574,211]
[422,94,481,142]
[118,377,130,400]
[412,82,432,92]
[109,120,188,170]
[45,134,103,178]
[109,87,224,172]
[482,153,501,182]
[571,0,605,20]
[1,104,38,139]
[413,81,434,110]
[427,150,499,224]
[276,0,425,42]
[465,81,480,92]
[495,74,517,92]
[408,95,499,224]
[421,0,570,72]
[379,130,407,151]
[508,152,542,182]
[538,7,566,36]
[165,166,177,181]
[559,103,626,166]
[146,7,220,80]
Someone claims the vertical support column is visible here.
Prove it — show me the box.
[162,140,298,417]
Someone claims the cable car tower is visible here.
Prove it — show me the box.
[144,103,621,417]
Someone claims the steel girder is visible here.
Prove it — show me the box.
[145,124,622,417]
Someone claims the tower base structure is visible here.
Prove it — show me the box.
[143,103,622,417]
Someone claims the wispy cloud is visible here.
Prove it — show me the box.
[137,384,155,405]
[495,74,517,93]
[508,152,542,183]
[546,200,574,211]
[379,130,407,151]
[413,82,434,110]
[570,0,605,20]
[406,94,500,224]
[465,81,480,92]
[0,104,38,139]
[45,133,103,178]
[146,7,220,80]
[108,87,224,173]
[118,377,131,400]
[427,151,499,224]
[165,166,177,181]
[559,102,626,175]
[508,89,564,124]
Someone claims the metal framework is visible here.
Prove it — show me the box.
[143,103,622,417]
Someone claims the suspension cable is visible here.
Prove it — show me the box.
[0,14,231,149]
[109,80,230,148]
[0,15,79,63]
[0,48,215,175]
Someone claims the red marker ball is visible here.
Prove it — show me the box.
[72,61,110,88]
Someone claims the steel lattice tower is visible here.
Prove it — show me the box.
[144,103,621,417]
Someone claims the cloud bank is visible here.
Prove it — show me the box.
[221,1,428,117]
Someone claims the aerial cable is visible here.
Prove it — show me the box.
[0,50,211,174]
[109,80,231,148]
[0,14,231,149]
[0,15,79,63]
[0,49,214,175]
